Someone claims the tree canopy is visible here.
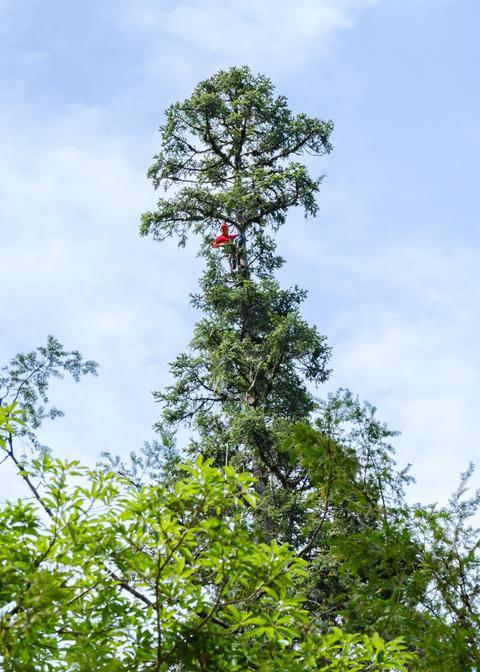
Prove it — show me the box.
[141,66,333,252]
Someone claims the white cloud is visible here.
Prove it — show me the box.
[121,0,379,75]
[0,103,202,500]
[282,221,480,506]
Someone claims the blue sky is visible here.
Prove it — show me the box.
[1,0,479,504]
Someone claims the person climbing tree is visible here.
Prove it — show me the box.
[211,221,240,270]
[212,221,238,248]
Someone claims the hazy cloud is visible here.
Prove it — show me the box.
[1,104,201,502]
[281,217,480,505]
[121,0,379,75]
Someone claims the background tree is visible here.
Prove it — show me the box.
[0,335,98,452]
[409,465,480,670]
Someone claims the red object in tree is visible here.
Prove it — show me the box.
[212,222,238,247]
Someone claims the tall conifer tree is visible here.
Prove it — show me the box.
[141,65,332,483]
[141,66,423,639]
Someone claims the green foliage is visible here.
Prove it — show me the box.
[156,270,331,470]
[408,465,480,670]
[0,404,24,449]
[100,433,182,491]
[140,66,480,668]
[270,392,426,631]
[0,435,413,671]
[303,628,413,671]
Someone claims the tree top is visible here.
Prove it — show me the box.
[141,66,334,247]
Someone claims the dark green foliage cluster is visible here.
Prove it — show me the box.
[157,262,331,470]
